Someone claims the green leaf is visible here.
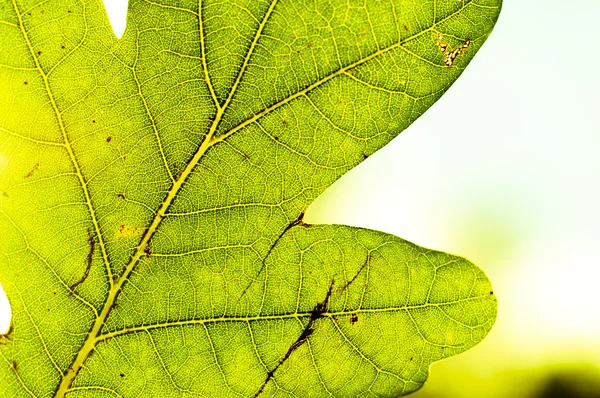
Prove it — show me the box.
[0,0,500,396]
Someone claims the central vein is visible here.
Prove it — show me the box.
[54,1,281,395]
[53,106,225,397]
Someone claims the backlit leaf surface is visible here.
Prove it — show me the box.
[0,0,500,396]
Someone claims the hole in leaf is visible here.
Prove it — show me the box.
[0,282,12,335]
[102,0,128,39]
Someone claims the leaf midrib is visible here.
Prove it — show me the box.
[8,0,478,395]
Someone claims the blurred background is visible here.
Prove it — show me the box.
[2,0,599,396]
[308,1,600,397]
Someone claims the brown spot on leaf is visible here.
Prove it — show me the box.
[342,254,370,291]
[37,50,42,55]
[436,33,470,67]
[350,313,358,325]
[0,324,14,343]
[404,25,409,31]
[24,163,40,178]
[106,136,112,143]
[11,361,17,372]
[253,281,334,397]
[116,224,144,238]
[144,246,152,258]
[23,81,28,85]
[69,229,95,292]
[117,193,125,200]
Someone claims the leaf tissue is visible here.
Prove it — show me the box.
[0,0,501,396]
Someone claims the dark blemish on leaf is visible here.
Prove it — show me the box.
[490,291,494,295]
[242,153,250,160]
[23,81,28,85]
[254,281,334,397]
[273,136,279,141]
[174,168,184,180]
[144,246,152,258]
[342,254,370,291]
[70,229,95,292]
[410,357,414,361]
[112,275,119,282]
[24,162,40,178]
[11,361,17,372]
[53,291,56,295]
[362,153,369,160]
[436,33,471,67]
[404,25,409,31]
[106,136,112,143]
[37,50,42,55]
[238,213,305,302]
[61,45,65,49]
[92,120,96,124]
[120,373,125,377]
[0,324,14,343]
[117,224,144,238]
[282,119,287,125]
[350,313,358,325]
[68,10,72,13]
[117,193,125,200]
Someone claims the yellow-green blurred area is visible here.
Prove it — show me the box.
[306,1,600,397]
[1,0,598,396]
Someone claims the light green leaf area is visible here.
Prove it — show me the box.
[0,0,500,396]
